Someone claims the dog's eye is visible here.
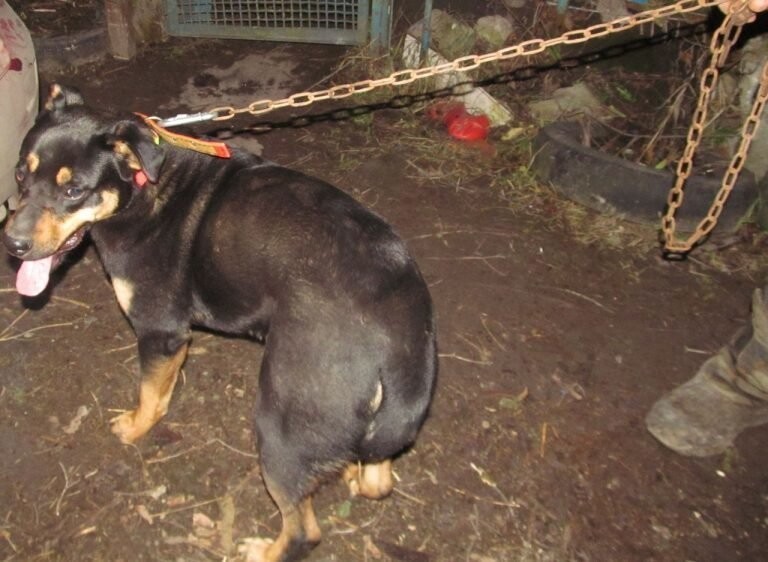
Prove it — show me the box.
[64,186,86,200]
[14,168,25,183]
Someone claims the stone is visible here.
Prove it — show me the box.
[416,9,477,61]
[595,0,631,22]
[528,82,609,123]
[475,15,515,49]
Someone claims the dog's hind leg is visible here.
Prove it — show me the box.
[342,459,394,499]
[248,468,322,562]
[111,338,189,444]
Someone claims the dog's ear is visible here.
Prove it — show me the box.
[106,120,166,183]
[44,84,85,113]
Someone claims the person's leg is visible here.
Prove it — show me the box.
[646,288,768,456]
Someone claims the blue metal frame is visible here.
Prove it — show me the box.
[370,0,392,51]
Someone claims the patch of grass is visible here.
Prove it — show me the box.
[5,384,27,405]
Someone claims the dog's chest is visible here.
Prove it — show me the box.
[111,277,135,315]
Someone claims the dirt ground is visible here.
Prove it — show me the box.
[2,3,768,562]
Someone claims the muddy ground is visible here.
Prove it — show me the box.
[2,3,768,562]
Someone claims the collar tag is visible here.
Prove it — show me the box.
[135,113,231,158]
[134,170,148,189]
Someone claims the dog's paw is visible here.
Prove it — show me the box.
[238,537,274,562]
[110,410,147,444]
[343,461,393,500]
[342,464,362,497]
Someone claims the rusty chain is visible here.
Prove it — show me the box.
[208,0,725,121]
[662,0,768,253]
[205,0,762,255]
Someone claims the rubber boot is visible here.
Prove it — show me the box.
[645,288,768,457]
[729,288,768,401]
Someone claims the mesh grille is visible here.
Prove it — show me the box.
[175,1,360,30]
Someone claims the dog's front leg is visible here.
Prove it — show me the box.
[111,333,190,444]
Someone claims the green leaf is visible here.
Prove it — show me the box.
[615,85,634,102]
[499,397,521,410]
[336,500,352,518]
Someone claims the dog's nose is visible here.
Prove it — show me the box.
[3,233,32,257]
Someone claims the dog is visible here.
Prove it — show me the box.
[3,85,437,562]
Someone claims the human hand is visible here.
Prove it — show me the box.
[719,0,768,24]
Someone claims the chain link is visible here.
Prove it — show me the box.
[207,0,764,255]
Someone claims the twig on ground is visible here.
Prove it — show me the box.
[684,346,713,355]
[425,254,508,261]
[447,486,520,509]
[408,229,515,241]
[392,486,427,506]
[51,296,90,309]
[438,352,491,365]
[557,288,614,313]
[218,494,236,556]
[0,321,74,342]
[54,462,77,517]
[481,314,507,352]
[0,309,29,339]
[104,343,137,354]
[146,442,209,465]
[150,497,220,519]
[147,438,258,465]
[211,438,259,459]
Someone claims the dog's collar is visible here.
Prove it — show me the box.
[135,112,231,158]
[129,114,231,190]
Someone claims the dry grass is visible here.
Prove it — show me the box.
[286,20,768,283]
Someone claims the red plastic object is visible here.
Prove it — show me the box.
[9,58,22,71]
[446,113,491,141]
[426,101,490,141]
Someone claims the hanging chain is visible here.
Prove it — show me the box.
[662,1,768,253]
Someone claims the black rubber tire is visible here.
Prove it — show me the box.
[532,122,758,233]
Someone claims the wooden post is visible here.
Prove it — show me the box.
[105,0,136,60]
[104,0,167,61]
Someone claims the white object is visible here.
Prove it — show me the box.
[404,18,512,127]
[0,2,38,221]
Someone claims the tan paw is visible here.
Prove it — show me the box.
[238,537,274,562]
[110,410,148,444]
[343,461,393,500]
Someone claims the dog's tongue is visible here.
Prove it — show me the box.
[16,257,53,297]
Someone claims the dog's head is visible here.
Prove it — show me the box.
[3,84,165,296]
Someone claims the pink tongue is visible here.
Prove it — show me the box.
[16,256,54,297]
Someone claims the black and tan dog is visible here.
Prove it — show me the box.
[3,85,437,562]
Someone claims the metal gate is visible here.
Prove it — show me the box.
[166,1,391,48]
